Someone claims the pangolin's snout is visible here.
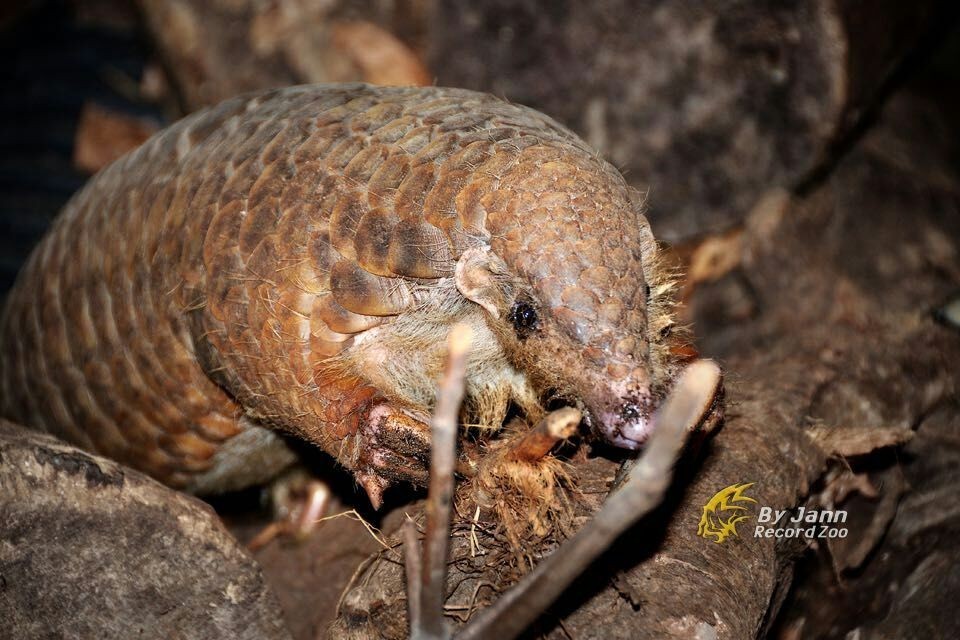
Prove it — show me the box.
[580,366,659,450]
[592,401,657,450]
[588,361,725,449]
[607,401,656,449]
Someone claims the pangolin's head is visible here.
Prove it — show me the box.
[454,141,701,449]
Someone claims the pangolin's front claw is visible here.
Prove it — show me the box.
[354,403,432,508]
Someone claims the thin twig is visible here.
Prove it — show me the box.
[456,360,722,640]
[469,505,483,557]
[413,323,473,640]
[403,518,424,633]
[314,509,394,553]
[507,407,582,463]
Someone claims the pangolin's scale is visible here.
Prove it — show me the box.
[0,85,645,489]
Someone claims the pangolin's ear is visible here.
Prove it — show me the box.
[455,246,505,318]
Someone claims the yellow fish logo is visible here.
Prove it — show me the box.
[697,483,757,543]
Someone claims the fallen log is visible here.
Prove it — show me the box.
[0,420,291,640]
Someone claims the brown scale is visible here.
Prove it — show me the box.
[0,84,710,504]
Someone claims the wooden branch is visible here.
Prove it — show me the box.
[403,518,424,634]
[411,323,472,640]
[507,407,581,463]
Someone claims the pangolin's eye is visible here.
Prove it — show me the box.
[509,300,539,337]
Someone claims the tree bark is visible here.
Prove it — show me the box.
[0,420,291,640]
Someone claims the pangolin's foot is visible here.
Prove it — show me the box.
[247,469,332,551]
[355,403,432,509]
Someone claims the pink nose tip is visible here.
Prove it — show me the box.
[596,405,655,450]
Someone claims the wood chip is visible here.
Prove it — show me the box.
[73,103,159,173]
[806,424,914,458]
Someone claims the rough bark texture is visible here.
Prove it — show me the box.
[0,419,291,640]
[747,85,960,640]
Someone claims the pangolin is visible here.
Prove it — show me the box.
[0,84,719,506]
